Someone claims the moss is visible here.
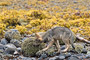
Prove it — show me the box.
[15,25,27,34]
[21,37,45,57]
[30,11,46,20]
[0,2,11,6]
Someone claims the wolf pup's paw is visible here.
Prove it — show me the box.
[36,50,44,56]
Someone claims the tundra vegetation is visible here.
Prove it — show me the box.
[0,0,90,40]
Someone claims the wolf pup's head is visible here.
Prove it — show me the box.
[35,33,43,42]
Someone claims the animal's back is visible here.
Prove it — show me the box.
[51,27,75,47]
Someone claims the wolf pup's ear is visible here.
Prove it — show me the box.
[35,33,43,41]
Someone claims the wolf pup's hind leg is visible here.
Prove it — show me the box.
[61,39,70,53]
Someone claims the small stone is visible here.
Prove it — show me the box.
[79,56,83,60]
[4,44,17,54]
[65,53,71,58]
[59,56,65,60]
[31,58,36,60]
[17,47,22,53]
[0,44,5,49]
[85,54,90,58]
[10,39,21,47]
[22,57,32,60]
[5,29,21,41]
[61,45,65,50]
[49,56,58,60]
[73,1,78,3]
[68,56,79,60]
[81,48,87,54]
[41,54,47,59]
[87,51,90,54]
[1,38,8,45]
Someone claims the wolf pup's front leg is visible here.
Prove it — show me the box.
[55,40,61,54]
[36,39,54,55]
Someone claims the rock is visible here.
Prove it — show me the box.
[0,53,4,60]
[61,45,65,50]
[4,44,17,54]
[10,39,21,47]
[69,43,85,53]
[68,56,80,60]
[40,53,48,59]
[79,56,83,60]
[49,56,59,60]
[65,53,71,58]
[85,54,90,58]
[31,58,36,60]
[17,47,22,54]
[21,37,45,57]
[0,44,6,53]
[59,55,65,60]
[0,44,5,50]
[73,1,78,3]
[5,29,21,42]
[59,53,65,60]
[87,51,90,54]
[81,48,87,54]
[22,57,32,60]
[4,54,14,59]
[1,38,8,45]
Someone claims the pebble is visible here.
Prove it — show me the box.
[10,39,21,47]
[49,56,59,60]
[1,38,8,45]
[85,54,90,58]
[81,48,87,54]
[40,53,48,59]
[68,56,80,60]
[65,53,71,58]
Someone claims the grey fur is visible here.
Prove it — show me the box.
[36,26,76,54]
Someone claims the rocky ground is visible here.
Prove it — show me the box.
[0,29,90,60]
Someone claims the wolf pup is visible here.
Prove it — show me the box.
[35,26,76,55]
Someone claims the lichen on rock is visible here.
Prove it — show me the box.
[5,29,21,42]
[21,37,45,57]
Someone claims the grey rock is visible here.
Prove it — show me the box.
[10,39,21,47]
[31,58,36,60]
[0,44,6,53]
[49,56,59,60]
[4,44,17,54]
[73,1,78,3]
[81,48,87,54]
[41,53,48,59]
[68,56,79,60]
[22,57,32,60]
[17,47,22,53]
[79,56,83,60]
[5,29,21,41]
[85,54,90,58]
[1,38,8,45]
[65,53,71,58]
[0,53,4,60]
[59,56,65,60]
[0,44,5,49]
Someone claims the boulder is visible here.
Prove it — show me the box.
[5,29,21,42]
[4,44,17,54]
[21,37,45,57]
